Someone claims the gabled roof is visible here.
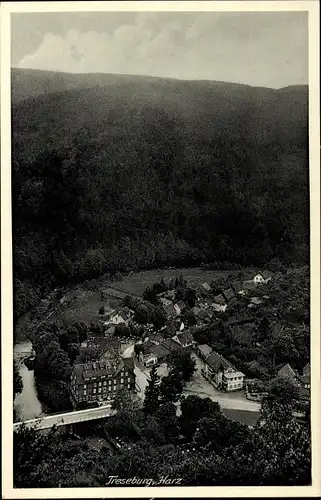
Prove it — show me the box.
[201,282,212,292]
[161,338,183,353]
[250,297,263,305]
[232,281,244,293]
[278,363,298,380]
[163,303,177,317]
[270,324,283,339]
[198,344,212,358]
[204,350,235,372]
[223,288,236,301]
[164,322,177,336]
[213,294,226,305]
[196,309,210,320]
[174,331,194,345]
[176,300,187,311]
[303,363,310,376]
[299,374,310,386]
[149,343,170,359]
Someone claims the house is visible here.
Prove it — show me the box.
[174,300,187,315]
[201,282,212,293]
[252,271,272,285]
[161,338,192,355]
[108,307,133,325]
[197,344,213,360]
[299,363,310,389]
[163,303,177,319]
[250,297,263,306]
[222,288,236,302]
[146,332,164,345]
[232,281,245,294]
[172,331,195,348]
[159,297,173,307]
[202,350,245,391]
[163,322,177,338]
[277,363,303,387]
[213,294,226,306]
[210,303,227,313]
[70,357,135,407]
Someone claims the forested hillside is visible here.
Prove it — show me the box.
[11,69,309,317]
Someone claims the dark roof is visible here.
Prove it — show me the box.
[223,288,235,301]
[175,331,194,345]
[176,300,187,311]
[262,270,272,279]
[204,350,234,372]
[123,357,135,372]
[299,374,310,386]
[164,322,176,336]
[162,338,184,353]
[72,357,131,385]
[213,294,226,305]
[196,309,210,320]
[163,303,177,316]
[232,281,244,293]
[150,343,171,359]
[299,386,310,400]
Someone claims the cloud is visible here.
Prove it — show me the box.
[16,12,308,88]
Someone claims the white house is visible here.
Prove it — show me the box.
[202,350,245,391]
[253,271,272,285]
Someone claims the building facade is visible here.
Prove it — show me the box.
[70,357,135,407]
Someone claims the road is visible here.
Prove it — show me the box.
[13,404,116,432]
[133,355,261,412]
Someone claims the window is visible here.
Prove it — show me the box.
[121,378,124,384]
[127,377,131,382]
[108,380,112,385]
[93,389,97,394]
[103,387,106,392]
[103,381,107,386]
[84,390,87,395]
[114,380,117,385]
[125,371,128,376]
[98,388,101,393]
[127,384,131,389]
[99,381,102,386]
[84,384,87,389]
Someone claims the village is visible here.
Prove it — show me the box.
[68,268,310,419]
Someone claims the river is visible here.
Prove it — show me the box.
[14,337,43,422]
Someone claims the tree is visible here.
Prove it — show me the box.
[266,376,300,406]
[111,387,141,412]
[154,402,180,443]
[134,343,144,357]
[180,395,221,439]
[143,286,159,306]
[159,372,184,403]
[185,309,197,326]
[135,304,150,324]
[151,306,166,330]
[98,306,105,315]
[14,361,23,396]
[143,365,160,416]
[168,351,196,381]
[114,323,130,338]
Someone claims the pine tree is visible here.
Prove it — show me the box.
[143,365,160,416]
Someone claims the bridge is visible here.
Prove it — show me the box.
[13,404,117,432]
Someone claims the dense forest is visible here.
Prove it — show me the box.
[12,69,309,317]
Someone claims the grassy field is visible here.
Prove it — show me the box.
[107,267,242,297]
[41,267,246,326]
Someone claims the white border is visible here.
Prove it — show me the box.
[1,1,320,498]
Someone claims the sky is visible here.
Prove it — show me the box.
[11,11,308,89]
